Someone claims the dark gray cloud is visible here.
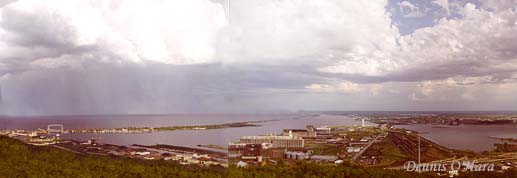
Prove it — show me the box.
[0,61,326,115]
[1,6,77,48]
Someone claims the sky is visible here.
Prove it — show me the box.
[0,0,516,115]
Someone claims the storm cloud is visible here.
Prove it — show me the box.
[0,0,516,115]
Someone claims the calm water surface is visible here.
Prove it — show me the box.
[395,124,517,152]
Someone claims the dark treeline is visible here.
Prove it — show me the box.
[0,136,515,178]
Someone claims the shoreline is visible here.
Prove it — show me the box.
[65,119,281,134]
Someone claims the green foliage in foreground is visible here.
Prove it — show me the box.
[0,136,515,178]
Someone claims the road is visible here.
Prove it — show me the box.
[351,134,383,162]
[50,145,84,155]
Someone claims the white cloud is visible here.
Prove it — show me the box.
[217,0,398,65]
[398,1,426,18]
[0,0,227,66]
[412,74,517,102]
[322,3,517,83]
[432,0,450,14]
[479,0,516,12]
[304,81,393,96]
[0,0,400,69]
[305,82,361,94]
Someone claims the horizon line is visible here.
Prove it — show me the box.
[2,110,517,117]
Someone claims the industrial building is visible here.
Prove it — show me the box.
[229,132,305,163]
[282,125,316,138]
[228,142,280,162]
[282,125,332,137]
[315,127,332,135]
[240,133,304,148]
[228,143,273,158]
[285,151,308,160]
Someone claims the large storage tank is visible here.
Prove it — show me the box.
[296,152,305,160]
